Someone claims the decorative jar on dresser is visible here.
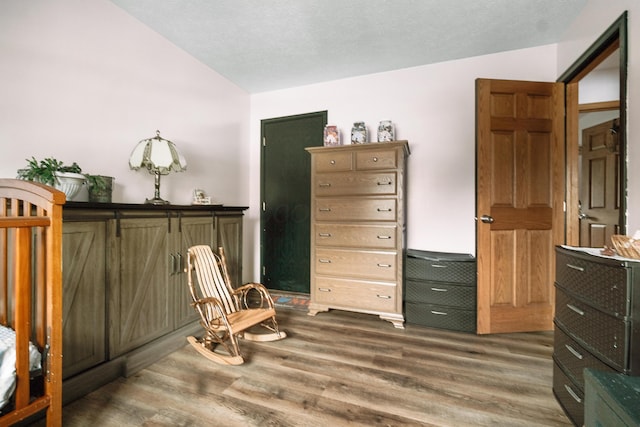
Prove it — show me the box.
[553,246,640,426]
[305,141,410,328]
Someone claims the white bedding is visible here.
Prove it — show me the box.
[0,324,41,411]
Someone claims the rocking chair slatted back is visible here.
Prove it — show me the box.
[188,245,238,314]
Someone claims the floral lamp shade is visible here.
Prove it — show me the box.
[129,130,186,204]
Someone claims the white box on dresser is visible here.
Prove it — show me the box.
[305,141,409,328]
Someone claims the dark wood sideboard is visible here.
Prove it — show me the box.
[61,202,247,404]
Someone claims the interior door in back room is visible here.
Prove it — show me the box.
[261,111,327,293]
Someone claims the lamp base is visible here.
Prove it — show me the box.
[145,197,170,205]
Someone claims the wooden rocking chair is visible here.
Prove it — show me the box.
[185,245,286,365]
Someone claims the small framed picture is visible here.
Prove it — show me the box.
[323,125,340,146]
[192,188,211,205]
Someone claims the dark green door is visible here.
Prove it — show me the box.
[261,111,327,292]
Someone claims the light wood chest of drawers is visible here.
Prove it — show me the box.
[305,141,409,328]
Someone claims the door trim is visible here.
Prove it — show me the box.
[559,11,628,245]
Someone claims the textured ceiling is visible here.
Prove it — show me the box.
[109,0,588,93]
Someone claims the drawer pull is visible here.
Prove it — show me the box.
[431,310,448,316]
[564,344,584,360]
[377,208,392,212]
[318,259,332,264]
[431,264,447,268]
[377,294,392,299]
[318,183,332,187]
[329,160,336,165]
[377,181,392,186]
[567,303,585,316]
[566,263,584,272]
[564,384,582,403]
[318,288,332,292]
[319,208,332,212]
[372,157,378,162]
[377,263,392,268]
[318,233,332,237]
[430,287,448,292]
[377,235,392,239]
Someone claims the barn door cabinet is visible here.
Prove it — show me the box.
[61,203,246,404]
[305,141,409,328]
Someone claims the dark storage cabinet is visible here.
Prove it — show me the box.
[553,246,640,427]
[404,249,476,332]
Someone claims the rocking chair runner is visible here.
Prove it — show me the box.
[186,245,286,365]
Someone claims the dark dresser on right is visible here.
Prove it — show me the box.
[553,246,640,426]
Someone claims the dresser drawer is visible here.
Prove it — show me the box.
[405,302,475,332]
[314,277,397,312]
[406,250,476,283]
[553,325,617,390]
[314,172,397,196]
[314,224,397,249]
[315,249,397,281]
[355,148,398,170]
[555,288,629,371]
[315,198,396,221]
[556,249,628,315]
[314,151,353,172]
[553,362,584,427]
[405,280,475,308]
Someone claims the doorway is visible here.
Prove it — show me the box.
[260,111,327,293]
[560,12,628,245]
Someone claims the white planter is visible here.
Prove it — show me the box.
[53,172,86,200]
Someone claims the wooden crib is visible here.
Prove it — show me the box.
[0,179,63,426]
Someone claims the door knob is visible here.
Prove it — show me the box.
[480,215,494,224]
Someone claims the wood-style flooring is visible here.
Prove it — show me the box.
[42,308,571,426]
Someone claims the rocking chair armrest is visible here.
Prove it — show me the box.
[191,296,224,309]
[233,282,275,308]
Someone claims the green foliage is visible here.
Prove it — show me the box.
[17,157,83,186]
[85,174,109,191]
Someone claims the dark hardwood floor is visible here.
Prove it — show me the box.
[43,308,571,426]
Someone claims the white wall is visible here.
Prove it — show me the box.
[557,0,640,233]
[249,44,559,278]
[0,0,250,208]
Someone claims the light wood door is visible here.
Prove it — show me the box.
[579,119,620,247]
[476,79,565,334]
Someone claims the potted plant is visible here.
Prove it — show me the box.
[85,174,114,203]
[17,157,86,199]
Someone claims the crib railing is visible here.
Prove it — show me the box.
[0,179,64,426]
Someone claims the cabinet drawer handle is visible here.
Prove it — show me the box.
[329,160,336,165]
[372,157,378,162]
[170,253,177,275]
[567,303,585,316]
[564,344,584,360]
[377,208,392,212]
[319,208,332,212]
[377,235,391,239]
[566,263,584,272]
[431,264,447,268]
[318,288,332,292]
[377,263,392,268]
[377,294,391,299]
[564,384,582,403]
[430,287,448,292]
[318,233,332,237]
[318,259,332,264]
[377,181,392,186]
[319,183,331,187]
[431,310,448,316]
[177,252,184,274]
